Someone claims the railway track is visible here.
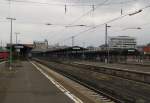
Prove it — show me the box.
[33,58,150,103]
[53,67,122,103]
[57,61,150,84]
[33,59,123,103]
[118,62,150,67]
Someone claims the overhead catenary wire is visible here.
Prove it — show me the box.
[139,22,150,27]
[101,21,150,37]
[56,4,150,45]
[38,0,111,44]
[57,16,128,44]
[2,0,143,7]
[1,0,149,45]
[67,0,110,26]
[43,0,141,43]
[1,0,140,26]
[2,0,109,25]
[2,0,107,7]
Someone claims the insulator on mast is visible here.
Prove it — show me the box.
[121,8,123,15]
[65,5,67,14]
[92,5,95,12]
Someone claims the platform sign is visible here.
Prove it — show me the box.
[14,45,24,49]
[128,49,135,52]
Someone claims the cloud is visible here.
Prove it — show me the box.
[0,0,150,46]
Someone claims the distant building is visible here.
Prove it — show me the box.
[33,40,48,49]
[86,46,95,50]
[143,46,150,55]
[87,46,102,51]
[108,36,137,49]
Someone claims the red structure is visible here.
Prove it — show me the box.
[0,51,9,60]
[144,46,150,54]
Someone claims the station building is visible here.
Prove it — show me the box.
[33,40,48,49]
[6,44,34,59]
[108,36,137,49]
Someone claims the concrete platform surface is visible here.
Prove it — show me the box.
[0,61,73,103]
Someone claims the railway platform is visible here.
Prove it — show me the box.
[0,61,74,103]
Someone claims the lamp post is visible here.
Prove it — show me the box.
[46,23,87,47]
[6,17,16,70]
[128,9,142,16]
[122,27,142,31]
[65,24,87,28]
[105,24,111,63]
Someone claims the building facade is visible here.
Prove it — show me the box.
[108,36,136,49]
[143,46,150,55]
[33,40,48,49]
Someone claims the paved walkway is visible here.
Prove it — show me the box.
[0,61,73,103]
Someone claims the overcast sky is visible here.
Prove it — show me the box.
[0,0,150,47]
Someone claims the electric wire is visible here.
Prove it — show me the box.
[56,4,150,45]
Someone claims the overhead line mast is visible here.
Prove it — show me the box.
[6,17,16,70]
[57,4,150,45]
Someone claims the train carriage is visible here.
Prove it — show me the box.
[0,51,9,60]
